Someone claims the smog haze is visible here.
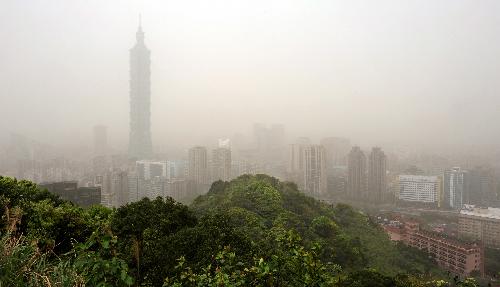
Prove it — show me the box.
[1,0,500,152]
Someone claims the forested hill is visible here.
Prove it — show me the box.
[0,175,476,286]
[191,174,440,275]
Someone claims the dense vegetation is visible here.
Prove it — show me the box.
[0,174,481,286]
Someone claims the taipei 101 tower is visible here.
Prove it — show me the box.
[128,18,153,159]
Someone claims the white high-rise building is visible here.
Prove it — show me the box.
[212,147,232,182]
[399,175,440,204]
[286,138,311,188]
[303,145,327,195]
[444,167,469,210]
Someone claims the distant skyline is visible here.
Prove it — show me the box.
[1,0,500,151]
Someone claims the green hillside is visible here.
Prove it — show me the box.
[0,175,476,286]
[191,174,441,275]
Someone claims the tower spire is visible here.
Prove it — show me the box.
[136,14,144,43]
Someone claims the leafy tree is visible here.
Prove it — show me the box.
[111,197,197,284]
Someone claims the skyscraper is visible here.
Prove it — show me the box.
[286,137,310,188]
[347,146,367,200]
[444,167,469,210]
[188,146,208,185]
[212,147,232,182]
[303,145,327,195]
[368,147,387,203]
[128,22,153,159]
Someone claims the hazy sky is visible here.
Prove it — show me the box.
[1,0,500,151]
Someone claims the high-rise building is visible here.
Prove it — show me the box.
[444,167,469,210]
[113,171,129,206]
[368,147,387,203]
[347,146,367,200]
[127,171,167,202]
[188,146,208,185]
[398,175,440,205]
[129,22,153,159]
[93,125,108,156]
[212,147,232,182]
[166,160,187,180]
[136,160,167,180]
[320,137,351,168]
[303,145,327,195]
[101,170,129,207]
[286,138,310,188]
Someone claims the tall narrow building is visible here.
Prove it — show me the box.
[188,146,208,185]
[347,146,367,200]
[128,22,153,159]
[444,167,469,210]
[368,147,387,203]
[286,137,311,188]
[303,145,327,195]
[212,147,232,182]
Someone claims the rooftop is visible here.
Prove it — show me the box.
[460,204,500,220]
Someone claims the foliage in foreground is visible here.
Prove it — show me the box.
[0,175,484,286]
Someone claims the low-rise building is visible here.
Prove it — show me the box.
[459,205,500,249]
[382,220,483,277]
[39,181,101,207]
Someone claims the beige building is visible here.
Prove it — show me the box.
[212,147,232,182]
[384,221,483,277]
[347,146,367,200]
[188,146,208,185]
[368,147,386,203]
[303,145,327,195]
[459,205,500,248]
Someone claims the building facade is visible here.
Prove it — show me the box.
[188,146,209,185]
[383,221,483,277]
[459,205,500,249]
[40,181,101,207]
[128,23,153,159]
[368,147,386,203]
[347,146,367,200]
[398,175,441,205]
[212,147,232,182]
[444,167,469,210]
[136,160,167,180]
[303,145,327,195]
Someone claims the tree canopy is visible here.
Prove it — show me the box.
[0,175,484,286]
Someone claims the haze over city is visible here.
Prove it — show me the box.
[2,1,500,285]
[2,0,500,154]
